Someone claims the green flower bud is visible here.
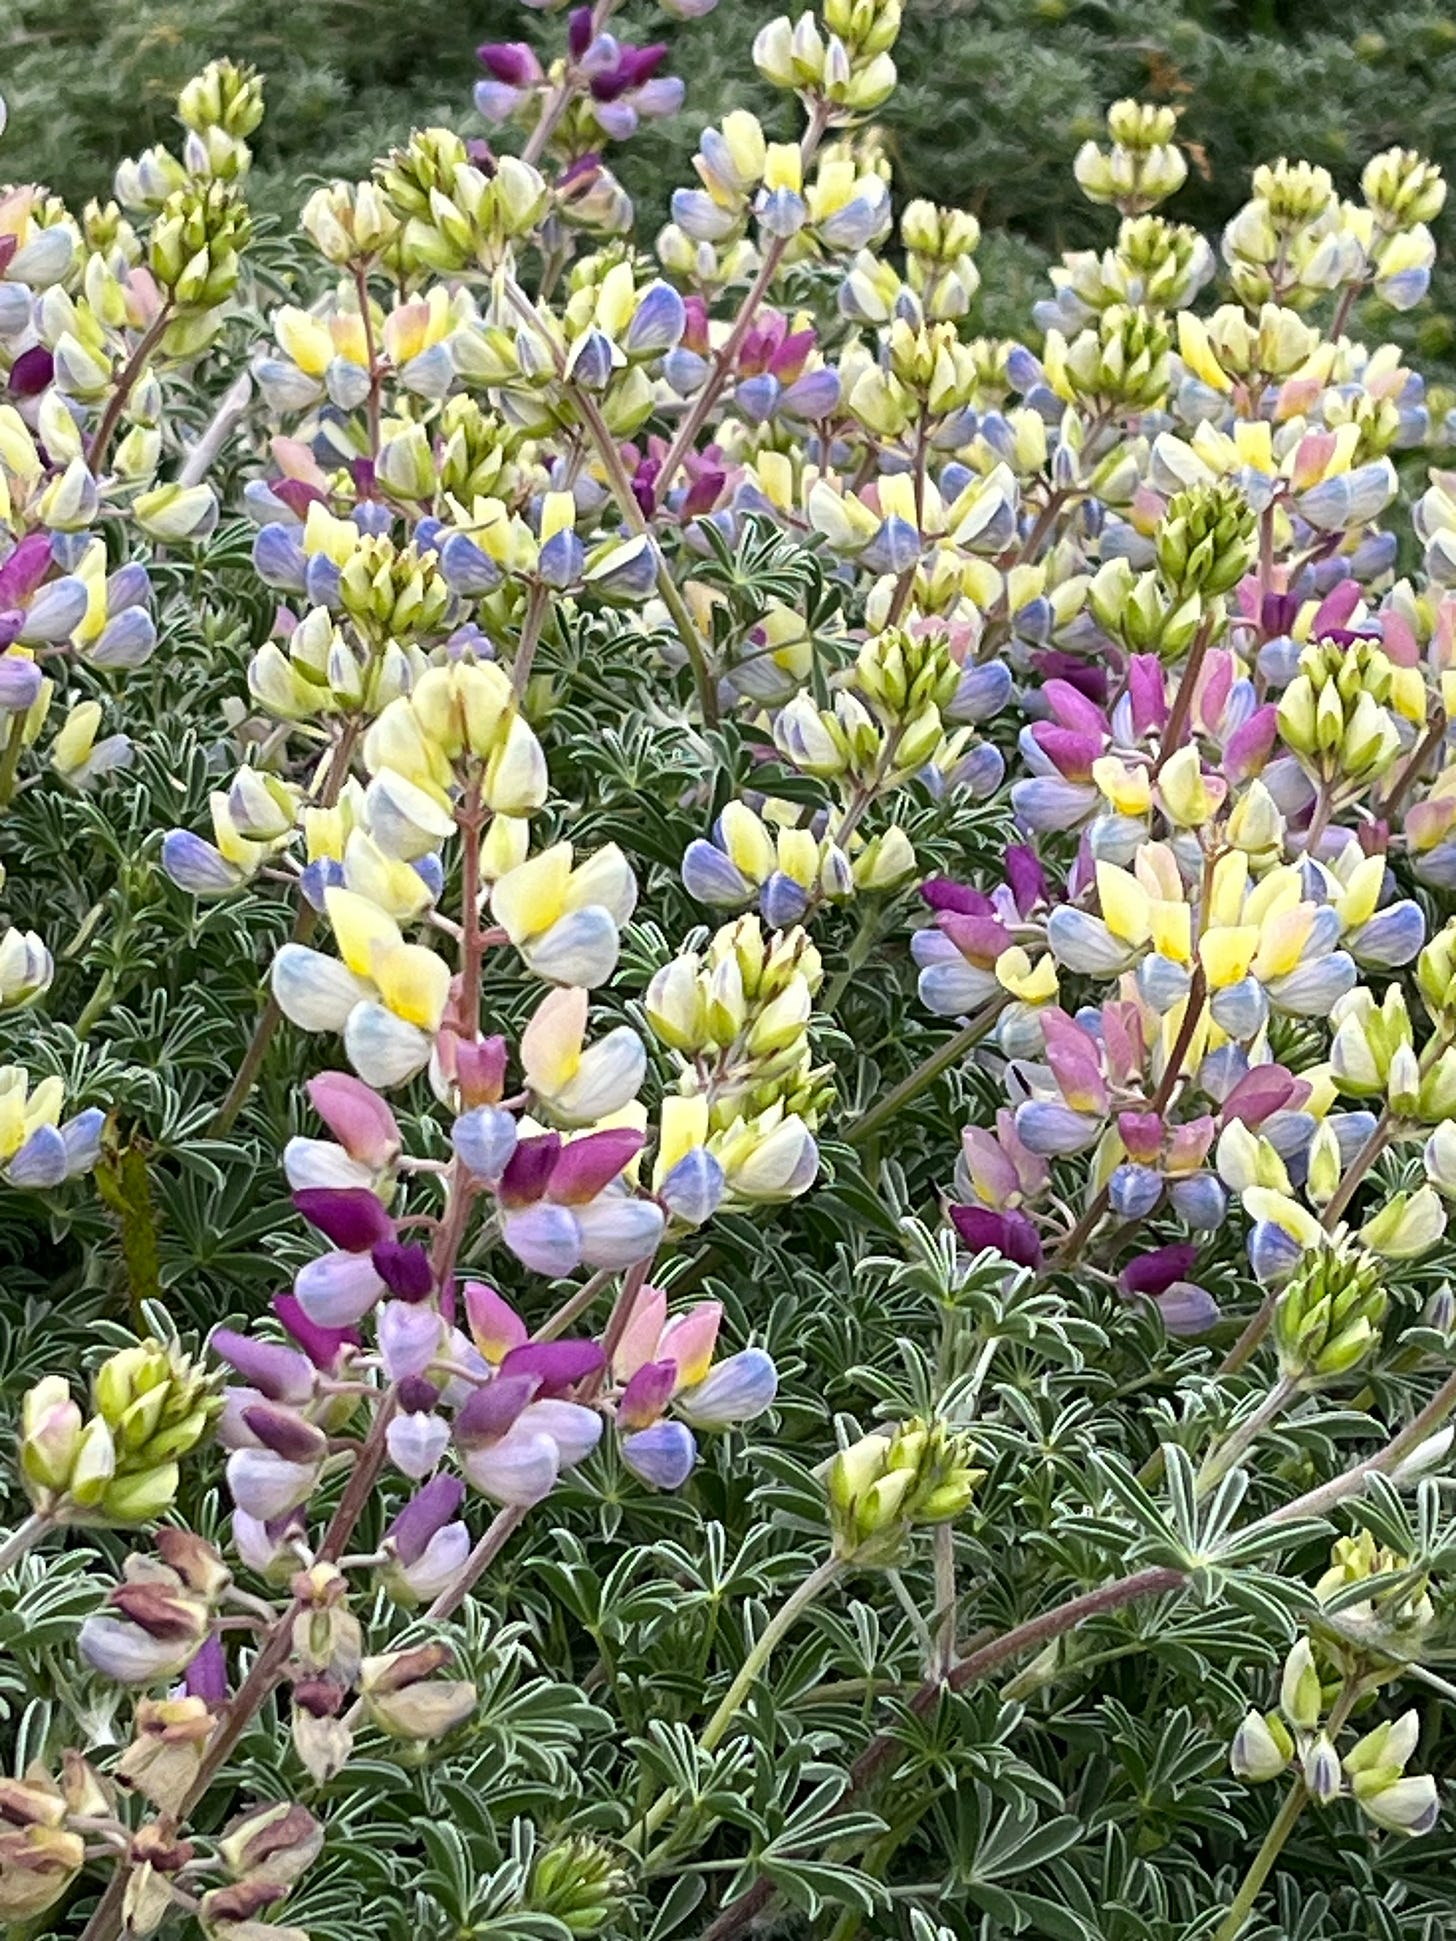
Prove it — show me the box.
[1272,1241,1386,1387]
[86,1340,220,1520]
[1279,1636,1323,1732]
[1362,148,1446,229]
[300,179,401,268]
[177,59,265,139]
[527,1835,630,1936]
[1155,481,1256,599]
[338,535,452,644]
[824,1417,983,1564]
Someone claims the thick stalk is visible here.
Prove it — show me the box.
[653,100,832,499]
[1210,1684,1356,1941]
[510,580,551,701]
[631,1554,843,1856]
[1195,1377,1298,1496]
[700,1366,1456,1941]
[845,997,1008,1150]
[531,1265,614,1342]
[700,1566,1185,1941]
[1381,711,1447,820]
[1150,613,1215,779]
[425,1504,528,1622]
[0,1512,50,1576]
[579,1256,652,1404]
[86,303,176,473]
[1210,1778,1308,1941]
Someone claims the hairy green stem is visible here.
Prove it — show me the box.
[702,1367,1456,1940]
[845,997,1008,1150]
[1210,1775,1309,1941]
[632,1553,843,1857]
[0,1512,51,1577]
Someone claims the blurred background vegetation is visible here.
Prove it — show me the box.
[4,0,1455,367]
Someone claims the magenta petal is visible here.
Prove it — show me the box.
[1042,1008,1110,1115]
[921,876,995,917]
[1031,723,1103,781]
[681,468,726,519]
[1042,678,1111,737]
[1004,845,1048,916]
[620,1357,677,1428]
[9,346,54,398]
[372,1240,434,1300]
[1221,1064,1298,1127]
[464,1280,528,1360]
[1034,651,1106,704]
[386,1474,464,1565]
[940,912,1014,965]
[455,1374,540,1444]
[951,1204,1042,1269]
[499,1339,606,1395]
[1120,1243,1199,1298]
[1312,579,1363,636]
[240,1403,328,1464]
[1117,1110,1164,1165]
[1126,654,1168,735]
[293,1186,394,1252]
[0,533,54,610]
[273,1292,358,1371]
[210,1329,314,1404]
[306,1071,400,1167]
[477,40,542,86]
[1223,703,1278,782]
[547,1128,645,1205]
[499,1131,562,1206]
[184,1632,229,1705]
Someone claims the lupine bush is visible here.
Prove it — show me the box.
[5,4,1456,1938]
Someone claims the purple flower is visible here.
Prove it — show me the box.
[372,1239,435,1300]
[185,1633,229,1706]
[951,1204,1043,1270]
[386,1474,465,1566]
[499,1338,606,1394]
[210,1329,313,1404]
[294,1186,394,1252]
[476,41,543,87]
[620,1358,677,1428]
[9,345,54,397]
[274,1292,358,1371]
